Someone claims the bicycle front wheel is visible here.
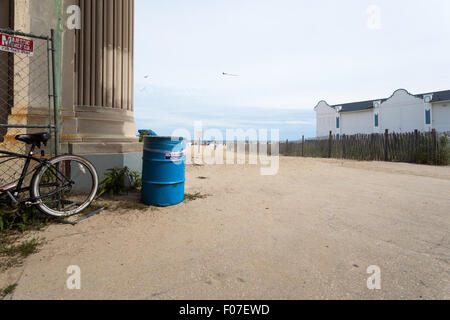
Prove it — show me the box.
[31,155,99,217]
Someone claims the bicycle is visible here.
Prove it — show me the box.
[0,133,98,217]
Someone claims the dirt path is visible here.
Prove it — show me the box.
[2,157,449,299]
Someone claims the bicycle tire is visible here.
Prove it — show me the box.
[31,155,99,217]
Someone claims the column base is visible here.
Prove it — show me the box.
[81,152,143,182]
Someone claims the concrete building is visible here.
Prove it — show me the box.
[314,89,450,138]
[0,0,142,177]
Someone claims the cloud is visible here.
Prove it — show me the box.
[134,0,450,139]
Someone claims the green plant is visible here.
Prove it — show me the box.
[0,239,41,258]
[114,201,150,211]
[0,206,56,233]
[0,238,42,271]
[0,284,17,299]
[185,192,209,202]
[128,170,142,190]
[98,167,143,197]
[99,167,129,197]
[139,130,157,142]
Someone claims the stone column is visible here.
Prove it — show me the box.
[62,0,140,156]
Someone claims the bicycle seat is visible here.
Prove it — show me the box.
[15,133,51,148]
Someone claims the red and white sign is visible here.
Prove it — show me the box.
[0,33,34,56]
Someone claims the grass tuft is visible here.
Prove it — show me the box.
[185,192,209,202]
[0,284,17,299]
[0,238,42,271]
[114,201,151,212]
[0,205,57,233]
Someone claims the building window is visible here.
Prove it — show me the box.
[375,114,379,127]
[425,110,431,125]
[336,117,340,129]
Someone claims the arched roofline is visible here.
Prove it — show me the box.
[314,100,334,111]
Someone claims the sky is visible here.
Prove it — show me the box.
[134,0,450,140]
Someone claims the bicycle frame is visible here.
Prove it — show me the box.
[0,146,67,206]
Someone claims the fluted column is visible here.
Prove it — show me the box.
[76,0,134,110]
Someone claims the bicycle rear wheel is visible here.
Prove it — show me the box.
[31,155,98,217]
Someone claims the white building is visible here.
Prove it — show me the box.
[314,89,450,138]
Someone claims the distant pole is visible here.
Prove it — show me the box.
[302,135,305,157]
[414,129,419,162]
[342,134,346,159]
[432,129,437,165]
[384,129,389,161]
[328,131,332,158]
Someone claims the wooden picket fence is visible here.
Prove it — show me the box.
[280,130,450,166]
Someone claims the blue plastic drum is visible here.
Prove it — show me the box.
[142,136,186,206]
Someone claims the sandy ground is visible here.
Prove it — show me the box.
[1,156,449,300]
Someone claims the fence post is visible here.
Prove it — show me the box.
[342,135,346,159]
[432,129,438,165]
[50,29,60,156]
[328,131,332,158]
[384,129,389,161]
[414,129,419,163]
[302,135,305,157]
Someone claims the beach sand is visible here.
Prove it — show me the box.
[1,156,449,299]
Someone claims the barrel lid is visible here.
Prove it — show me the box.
[143,136,185,141]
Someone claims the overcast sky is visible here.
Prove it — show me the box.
[134,0,450,139]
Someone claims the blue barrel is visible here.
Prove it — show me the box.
[142,136,186,206]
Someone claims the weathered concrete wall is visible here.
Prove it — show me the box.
[0,0,58,153]
[5,0,141,159]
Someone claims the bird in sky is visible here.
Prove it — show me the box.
[222,72,239,77]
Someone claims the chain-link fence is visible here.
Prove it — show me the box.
[0,29,58,189]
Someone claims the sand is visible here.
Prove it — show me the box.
[1,156,449,300]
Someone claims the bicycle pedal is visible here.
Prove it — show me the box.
[25,201,39,207]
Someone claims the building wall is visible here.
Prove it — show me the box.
[0,0,59,153]
[0,0,13,142]
[0,0,142,180]
[433,101,450,133]
[315,101,335,138]
[340,110,373,135]
[379,89,426,133]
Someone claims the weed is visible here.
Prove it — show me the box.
[0,238,42,271]
[0,284,17,299]
[0,239,41,258]
[0,206,56,233]
[128,171,142,190]
[98,167,142,197]
[138,130,157,142]
[114,201,150,212]
[185,192,209,202]
[17,239,41,257]
[0,257,20,270]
